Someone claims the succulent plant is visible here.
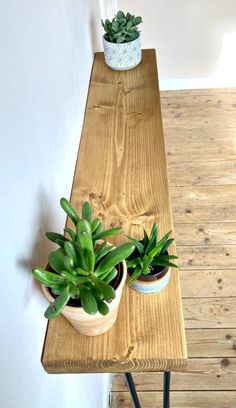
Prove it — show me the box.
[126,224,178,284]
[32,199,135,318]
[102,10,142,43]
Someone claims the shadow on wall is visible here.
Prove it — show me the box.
[18,188,61,301]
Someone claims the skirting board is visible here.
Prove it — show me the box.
[159,76,236,91]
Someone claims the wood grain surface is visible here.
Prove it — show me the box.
[41,50,187,374]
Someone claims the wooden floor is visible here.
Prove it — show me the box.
[110,88,236,407]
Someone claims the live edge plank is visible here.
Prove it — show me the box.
[41,50,187,374]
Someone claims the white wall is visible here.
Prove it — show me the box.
[118,0,236,89]
[0,1,110,407]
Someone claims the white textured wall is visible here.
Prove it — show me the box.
[118,0,236,89]
[0,1,109,407]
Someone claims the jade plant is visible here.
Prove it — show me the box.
[102,10,142,43]
[126,224,178,283]
[32,199,135,318]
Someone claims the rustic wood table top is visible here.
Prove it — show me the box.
[42,49,187,374]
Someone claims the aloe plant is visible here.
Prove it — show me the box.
[32,199,135,318]
[102,10,142,43]
[126,224,178,284]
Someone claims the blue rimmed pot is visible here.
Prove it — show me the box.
[128,265,171,294]
[102,35,142,71]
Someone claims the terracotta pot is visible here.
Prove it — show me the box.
[42,260,127,336]
[128,265,171,294]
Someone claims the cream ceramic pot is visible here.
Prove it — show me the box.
[42,260,127,336]
[103,35,141,70]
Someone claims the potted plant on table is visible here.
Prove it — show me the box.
[102,10,143,71]
[32,198,135,336]
[126,224,178,294]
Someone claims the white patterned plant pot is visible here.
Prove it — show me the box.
[103,35,142,71]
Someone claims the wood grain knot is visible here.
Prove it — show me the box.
[89,193,105,211]
[221,358,230,368]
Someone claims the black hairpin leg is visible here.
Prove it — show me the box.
[124,373,141,408]
[163,371,171,408]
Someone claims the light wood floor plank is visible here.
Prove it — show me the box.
[168,160,236,186]
[180,270,236,297]
[177,245,236,270]
[186,329,236,357]
[173,203,236,223]
[112,358,236,391]
[170,185,236,203]
[183,298,236,329]
[174,223,236,246]
[110,391,236,408]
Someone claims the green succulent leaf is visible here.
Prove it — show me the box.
[112,21,119,32]
[128,267,142,283]
[104,268,117,284]
[145,224,158,254]
[117,10,125,20]
[63,255,76,274]
[77,219,93,252]
[95,243,135,277]
[99,267,114,281]
[95,241,107,255]
[60,271,90,285]
[89,285,104,301]
[93,227,121,241]
[91,218,102,234]
[126,259,138,268]
[32,268,65,286]
[126,235,144,254]
[95,245,115,263]
[60,198,79,226]
[83,248,95,272]
[64,227,76,241]
[151,259,179,268]
[143,228,149,246]
[160,238,174,254]
[64,241,78,266]
[93,278,115,302]
[48,248,66,273]
[46,232,68,247]
[97,300,109,316]
[44,285,70,319]
[79,285,98,315]
[75,267,90,276]
[133,16,142,25]
[148,230,172,259]
[82,201,92,223]
[51,282,68,296]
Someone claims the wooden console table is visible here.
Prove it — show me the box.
[42,49,187,408]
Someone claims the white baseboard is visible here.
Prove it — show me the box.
[159,76,236,91]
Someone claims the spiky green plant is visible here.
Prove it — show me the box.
[32,199,135,318]
[126,224,178,284]
[102,10,142,43]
